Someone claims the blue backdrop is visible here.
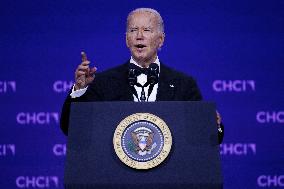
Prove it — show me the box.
[1,0,284,188]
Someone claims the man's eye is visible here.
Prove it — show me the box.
[130,29,137,32]
[144,29,151,32]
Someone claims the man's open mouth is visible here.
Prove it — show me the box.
[135,44,146,49]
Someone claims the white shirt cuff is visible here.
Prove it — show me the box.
[70,85,88,98]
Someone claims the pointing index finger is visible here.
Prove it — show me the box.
[81,51,88,62]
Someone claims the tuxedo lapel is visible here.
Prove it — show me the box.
[156,64,176,101]
[114,62,134,101]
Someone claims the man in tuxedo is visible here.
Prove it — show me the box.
[60,8,224,143]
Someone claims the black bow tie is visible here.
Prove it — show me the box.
[129,63,159,77]
[129,64,150,76]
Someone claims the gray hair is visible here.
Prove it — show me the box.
[126,8,165,34]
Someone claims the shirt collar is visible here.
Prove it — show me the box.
[130,56,160,69]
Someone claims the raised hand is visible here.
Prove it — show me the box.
[74,52,97,90]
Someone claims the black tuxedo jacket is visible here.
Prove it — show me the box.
[60,61,224,143]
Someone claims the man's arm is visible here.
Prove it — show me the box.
[60,94,73,136]
[60,52,97,136]
[185,77,224,144]
[184,77,203,101]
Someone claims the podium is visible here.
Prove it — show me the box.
[64,101,223,189]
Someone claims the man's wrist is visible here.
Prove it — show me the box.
[70,84,88,98]
[74,84,83,91]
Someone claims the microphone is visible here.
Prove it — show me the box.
[128,68,140,101]
[147,64,159,101]
[128,68,137,87]
[147,63,159,85]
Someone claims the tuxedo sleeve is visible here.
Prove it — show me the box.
[184,77,203,101]
[60,79,104,136]
[60,93,78,136]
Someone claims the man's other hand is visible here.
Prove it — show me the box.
[216,111,222,125]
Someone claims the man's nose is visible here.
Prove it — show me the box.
[136,29,144,40]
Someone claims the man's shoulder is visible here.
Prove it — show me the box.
[160,62,202,100]
[95,62,129,79]
[160,63,196,82]
[87,62,129,90]
[94,61,197,82]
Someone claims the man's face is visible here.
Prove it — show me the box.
[126,11,164,66]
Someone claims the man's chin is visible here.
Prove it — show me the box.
[132,55,147,63]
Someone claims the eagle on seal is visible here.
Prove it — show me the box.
[131,127,155,156]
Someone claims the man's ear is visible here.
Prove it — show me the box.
[126,33,130,48]
[159,33,165,48]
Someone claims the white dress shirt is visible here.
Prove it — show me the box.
[70,57,160,102]
[130,57,159,102]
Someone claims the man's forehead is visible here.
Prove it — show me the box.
[128,11,158,24]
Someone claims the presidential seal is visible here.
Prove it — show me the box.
[113,113,172,170]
